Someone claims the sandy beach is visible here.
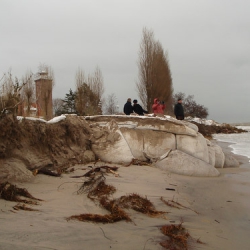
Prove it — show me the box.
[0,141,250,250]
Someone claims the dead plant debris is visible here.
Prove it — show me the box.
[67,168,165,223]
[160,222,190,250]
[71,165,119,178]
[68,188,131,223]
[125,158,150,167]
[161,197,199,214]
[68,213,130,223]
[0,182,42,204]
[88,180,116,199]
[13,204,39,211]
[67,165,202,248]
[160,221,205,249]
[118,193,165,217]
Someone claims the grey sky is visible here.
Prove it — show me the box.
[1,0,249,123]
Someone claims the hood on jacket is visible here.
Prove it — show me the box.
[153,98,159,104]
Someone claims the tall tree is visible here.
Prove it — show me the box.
[88,66,104,108]
[136,27,173,113]
[75,68,86,115]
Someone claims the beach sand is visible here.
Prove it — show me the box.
[0,141,250,250]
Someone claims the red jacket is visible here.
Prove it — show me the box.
[152,98,165,114]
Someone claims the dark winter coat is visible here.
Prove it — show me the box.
[123,101,133,115]
[133,103,148,116]
[174,103,184,120]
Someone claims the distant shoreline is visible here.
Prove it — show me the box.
[229,122,250,126]
[213,139,250,168]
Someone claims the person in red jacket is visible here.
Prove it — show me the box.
[152,98,165,115]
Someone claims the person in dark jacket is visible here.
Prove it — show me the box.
[132,99,148,116]
[174,98,184,120]
[123,98,133,115]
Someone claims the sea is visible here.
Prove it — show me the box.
[213,125,250,163]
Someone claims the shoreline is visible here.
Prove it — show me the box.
[213,139,250,168]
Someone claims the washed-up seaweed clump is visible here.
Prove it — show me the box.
[69,198,132,223]
[88,179,116,199]
[0,182,42,205]
[160,222,190,250]
[67,166,131,223]
[67,166,165,223]
[159,221,205,250]
[118,193,165,216]
[68,213,129,223]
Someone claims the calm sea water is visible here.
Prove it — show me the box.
[213,126,250,162]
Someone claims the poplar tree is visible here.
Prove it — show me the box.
[136,28,173,113]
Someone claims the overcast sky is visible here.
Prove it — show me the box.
[1,0,249,123]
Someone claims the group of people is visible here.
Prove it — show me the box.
[123,97,184,120]
[123,98,148,116]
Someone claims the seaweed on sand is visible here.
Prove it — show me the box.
[13,203,39,211]
[0,182,43,204]
[67,171,165,223]
[118,193,166,217]
[160,221,205,249]
[88,179,116,199]
[68,213,129,223]
[68,198,132,223]
[160,222,190,250]
[77,174,116,198]
[67,173,131,223]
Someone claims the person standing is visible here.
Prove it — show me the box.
[132,99,148,116]
[152,98,165,115]
[123,98,133,115]
[174,98,184,120]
